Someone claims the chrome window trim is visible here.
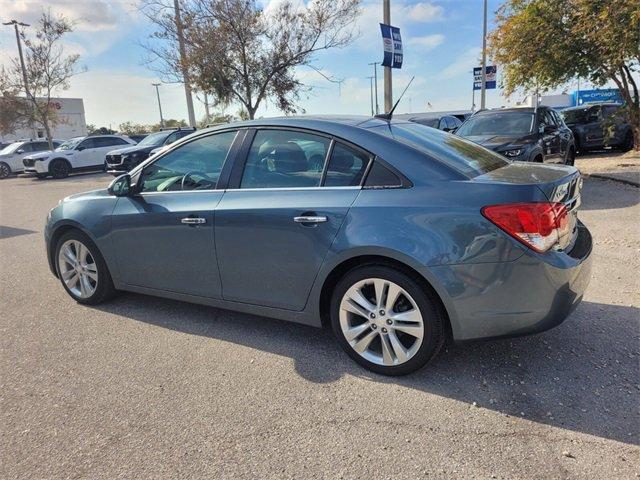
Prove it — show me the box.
[136,185,361,196]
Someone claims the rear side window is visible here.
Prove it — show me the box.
[240,130,330,189]
[370,122,508,178]
[324,143,370,187]
[364,161,401,188]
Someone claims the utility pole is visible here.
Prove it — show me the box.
[152,83,165,129]
[3,19,37,138]
[480,0,488,110]
[366,76,375,116]
[383,0,392,113]
[337,79,345,97]
[173,0,196,127]
[369,62,380,114]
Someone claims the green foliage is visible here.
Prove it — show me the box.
[490,0,640,149]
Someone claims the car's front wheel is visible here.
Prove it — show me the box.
[50,158,71,179]
[0,162,10,179]
[55,230,116,304]
[330,265,446,375]
[565,146,575,166]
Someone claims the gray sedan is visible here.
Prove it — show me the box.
[44,116,592,375]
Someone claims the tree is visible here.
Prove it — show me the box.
[0,95,28,135]
[489,0,640,150]
[143,0,360,119]
[118,121,150,135]
[0,11,83,150]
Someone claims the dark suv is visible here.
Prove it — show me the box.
[560,103,634,152]
[106,127,196,173]
[455,107,575,164]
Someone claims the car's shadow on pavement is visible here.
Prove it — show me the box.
[579,177,639,211]
[93,294,639,446]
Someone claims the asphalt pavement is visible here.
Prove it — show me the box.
[1,171,638,479]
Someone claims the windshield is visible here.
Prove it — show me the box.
[561,108,590,124]
[56,137,84,151]
[415,118,439,128]
[137,131,170,147]
[370,122,509,177]
[457,112,534,136]
[0,142,23,155]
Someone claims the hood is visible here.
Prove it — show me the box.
[463,133,536,151]
[63,188,111,203]
[24,150,57,160]
[108,145,155,155]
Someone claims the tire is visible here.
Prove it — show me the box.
[620,132,634,152]
[55,230,117,305]
[36,173,48,179]
[50,158,71,179]
[0,162,10,179]
[565,146,575,166]
[330,265,446,376]
[533,155,543,163]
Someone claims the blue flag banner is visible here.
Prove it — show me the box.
[473,65,497,90]
[380,23,403,69]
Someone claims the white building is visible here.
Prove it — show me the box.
[0,97,88,143]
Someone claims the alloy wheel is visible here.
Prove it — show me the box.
[0,163,9,179]
[339,278,424,366]
[57,239,98,298]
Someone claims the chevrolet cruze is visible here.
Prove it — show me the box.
[45,117,592,375]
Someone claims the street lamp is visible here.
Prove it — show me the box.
[3,19,37,138]
[152,83,164,129]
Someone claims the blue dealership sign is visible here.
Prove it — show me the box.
[473,66,497,90]
[380,24,403,69]
[574,88,623,105]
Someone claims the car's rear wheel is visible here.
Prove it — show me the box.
[620,132,634,152]
[330,265,445,375]
[533,154,543,163]
[50,158,71,179]
[55,230,116,305]
[0,162,10,179]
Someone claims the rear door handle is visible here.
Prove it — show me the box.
[181,217,206,225]
[293,215,327,224]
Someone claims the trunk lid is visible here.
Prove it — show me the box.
[475,162,583,252]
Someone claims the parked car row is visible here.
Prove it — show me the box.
[0,127,198,179]
[406,102,633,164]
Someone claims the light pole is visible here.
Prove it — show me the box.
[366,76,375,116]
[173,0,196,127]
[3,19,37,138]
[383,0,392,113]
[368,62,380,114]
[480,0,488,110]
[152,83,164,129]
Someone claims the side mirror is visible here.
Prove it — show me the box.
[16,149,24,154]
[543,125,557,134]
[442,127,452,132]
[76,145,85,151]
[108,173,132,197]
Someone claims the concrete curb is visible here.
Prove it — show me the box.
[584,173,640,188]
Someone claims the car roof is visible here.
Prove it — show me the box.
[562,102,621,111]
[473,107,539,115]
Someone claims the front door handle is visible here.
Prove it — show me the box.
[181,217,206,225]
[293,215,327,224]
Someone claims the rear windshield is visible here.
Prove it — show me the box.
[369,122,508,177]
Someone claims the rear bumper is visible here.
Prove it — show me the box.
[427,222,593,341]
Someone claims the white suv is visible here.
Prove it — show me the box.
[23,135,135,179]
[0,139,62,179]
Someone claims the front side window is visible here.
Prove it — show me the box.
[240,130,330,188]
[56,137,83,151]
[77,137,98,150]
[32,141,50,152]
[324,143,370,187]
[140,131,237,192]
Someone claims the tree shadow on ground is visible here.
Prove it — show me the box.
[94,294,639,446]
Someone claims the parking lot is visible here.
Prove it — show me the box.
[1,166,638,479]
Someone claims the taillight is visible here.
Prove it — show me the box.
[482,202,569,253]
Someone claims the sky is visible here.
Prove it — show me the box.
[0,0,590,128]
